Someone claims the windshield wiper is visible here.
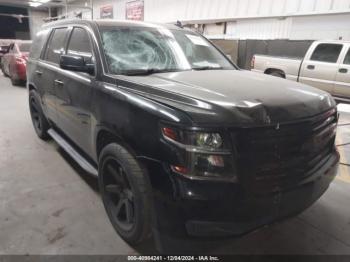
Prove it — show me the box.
[122,68,181,76]
[192,66,223,71]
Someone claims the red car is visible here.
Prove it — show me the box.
[2,41,32,85]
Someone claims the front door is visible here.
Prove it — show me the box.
[299,43,343,94]
[54,27,96,156]
[333,46,350,99]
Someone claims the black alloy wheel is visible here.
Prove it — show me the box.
[99,143,152,245]
[30,97,42,134]
[29,90,50,140]
[102,158,135,231]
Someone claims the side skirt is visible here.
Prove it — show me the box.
[48,129,98,177]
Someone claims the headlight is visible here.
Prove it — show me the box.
[161,126,236,181]
[161,127,225,151]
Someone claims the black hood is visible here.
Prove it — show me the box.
[122,70,335,126]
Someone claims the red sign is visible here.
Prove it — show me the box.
[100,5,113,19]
[125,0,144,21]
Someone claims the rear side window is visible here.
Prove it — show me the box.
[343,49,350,65]
[67,27,93,63]
[310,44,343,63]
[45,27,68,64]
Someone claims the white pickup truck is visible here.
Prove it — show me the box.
[251,40,350,101]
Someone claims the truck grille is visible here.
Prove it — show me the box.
[234,109,337,194]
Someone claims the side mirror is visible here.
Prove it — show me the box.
[60,54,94,75]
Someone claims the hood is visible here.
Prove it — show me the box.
[122,70,335,126]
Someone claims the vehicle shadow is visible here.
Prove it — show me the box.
[56,146,99,193]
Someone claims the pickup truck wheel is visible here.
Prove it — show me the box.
[99,143,152,245]
[29,90,50,140]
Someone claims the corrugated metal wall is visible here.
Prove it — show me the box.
[224,13,350,40]
[226,18,292,40]
[145,0,350,23]
[60,0,350,41]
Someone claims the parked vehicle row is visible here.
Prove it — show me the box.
[27,19,339,252]
[251,40,350,102]
[1,40,31,86]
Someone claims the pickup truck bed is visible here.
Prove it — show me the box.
[251,55,302,81]
[251,40,350,101]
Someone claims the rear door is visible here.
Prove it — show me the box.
[299,43,343,94]
[333,45,350,99]
[54,26,96,155]
[39,27,69,125]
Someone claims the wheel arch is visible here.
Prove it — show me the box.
[27,82,37,91]
[95,127,137,161]
[264,68,286,78]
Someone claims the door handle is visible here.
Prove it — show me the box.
[54,79,64,85]
[339,68,348,73]
[35,70,43,75]
[307,65,315,70]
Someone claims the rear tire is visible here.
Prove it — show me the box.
[11,75,21,86]
[98,143,152,245]
[29,90,51,140]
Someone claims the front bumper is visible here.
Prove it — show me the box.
[142,148,339,239]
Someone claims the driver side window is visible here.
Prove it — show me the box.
[67,27,94,65]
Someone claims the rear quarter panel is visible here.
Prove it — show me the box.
[252,55,302,81]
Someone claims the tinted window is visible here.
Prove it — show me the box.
[344,49,350,65]
[310,44,342,63]
[67,27,93,63]
[45,28,68,64]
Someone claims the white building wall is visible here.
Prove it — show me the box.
[290,13,350,40]
[224,13,350,40]
[145,0,350,23]
[57,0,350,41]
[226,17,292,39]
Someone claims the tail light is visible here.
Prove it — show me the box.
[251,55,255,68]
[15,55,27,64]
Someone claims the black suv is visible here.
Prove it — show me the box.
[27,19,339,250]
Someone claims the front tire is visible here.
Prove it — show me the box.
[98,143,152,245]
[29,90,50,140]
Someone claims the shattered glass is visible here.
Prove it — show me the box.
[100,27,234,75]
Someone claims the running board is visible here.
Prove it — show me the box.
[48,129,98,177]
